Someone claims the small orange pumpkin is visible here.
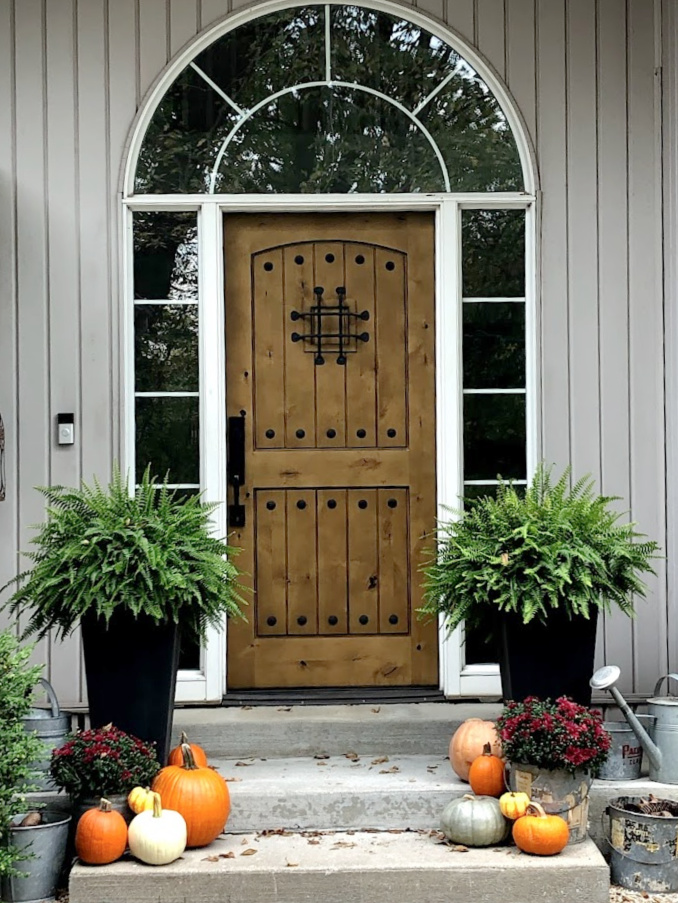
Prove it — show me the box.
[75,798,128,865]
[499,791,531,820]
[449,719,502,782]
[152,743,230,847]
[468,742,505,797]
[168,731,208,767]
[512,802,569,855]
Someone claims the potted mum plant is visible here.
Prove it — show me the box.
[495,696,611,844]
[50,724,160,827]
[1,467,245,762]
[420,464,659,704]
[0,631,71,903]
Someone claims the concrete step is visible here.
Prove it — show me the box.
[172,701,503,758]
[213,753,678,853]
[69,830,610,903]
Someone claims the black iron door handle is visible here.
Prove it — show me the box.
[228,410,246,528]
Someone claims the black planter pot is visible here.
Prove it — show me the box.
[497,607,599,705]
[81,609,180,763]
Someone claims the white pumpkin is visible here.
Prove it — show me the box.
[128,792,187,865]
[440,794,509,847]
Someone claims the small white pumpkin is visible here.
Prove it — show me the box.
[128,792,187,865]
[440,794,509,847]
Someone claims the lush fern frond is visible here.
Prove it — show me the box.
[0,465,247,643]
[419,462,660,634]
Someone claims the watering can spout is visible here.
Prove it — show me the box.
[590,666,662,773]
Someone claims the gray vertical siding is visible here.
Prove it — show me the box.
[0,0,669,703]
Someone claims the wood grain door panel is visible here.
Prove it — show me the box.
[225,213,437,689]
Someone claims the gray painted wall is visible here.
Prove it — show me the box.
[0,0,669,705]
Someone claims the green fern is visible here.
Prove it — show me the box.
[1,467,247,643]
[419,463,660,633]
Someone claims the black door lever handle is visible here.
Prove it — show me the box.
[228,411,246,528]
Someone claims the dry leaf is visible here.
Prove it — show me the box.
[314,754,330,760]
[241,837,250,845]
[379,766,400,774]
[277,706,292,712]
[344,752,359,761]
[235,761,253,767]
[220,852,236,859]
[241,849,258,856]
[286,862,299,867]
[316,761,327,766]
[451,845,469,853]
[241,705,253,710]
[224,777,242,782]
[331,842,357,849]
[371,756,389,765]
[307,838,320,845]
[202,855,220,862]
[371,707,381,713]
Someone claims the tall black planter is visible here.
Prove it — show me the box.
[498,608,598,706]
[81,610,180,763]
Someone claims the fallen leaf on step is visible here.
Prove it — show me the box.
[220,852,236,859]
[258,828,293,837]
[307,838,320,845]
[241,705,253,710]
[314,754,330,760]
[371,756,389,765]
[202,855,220,862]
[235,761,253,767]
[224,777,242,782]
[451,845,469,853]
[331,842,357,849]
[241,849,258,856]
[286,862,299,867]
[426,765,438,772]
[277,706,292,712]
[317,761,327,766]
[241,837,250,844]
[371,707,381,713]
[379,766,400,774]
[344,752,359,761]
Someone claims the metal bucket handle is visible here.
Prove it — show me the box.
[653,673,678,698]
[36,677,60,718]
[601,807,678,865]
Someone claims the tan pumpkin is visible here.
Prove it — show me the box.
[75,798,128,865]
[512,802,569,855]
[449,719,502,782]
[468,743,506,797]
[152,743,230,848]
[499,791,531,820]
[128,786,155,815]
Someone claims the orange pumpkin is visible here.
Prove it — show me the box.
[512,802,569,855]
[168,731,208,767]
[449,719,502,782]
[75,798,128,865]
[468,742,506,797]
[152,743,230,847]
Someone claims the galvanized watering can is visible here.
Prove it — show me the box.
[22,677,70,791]
[590,666,678,784]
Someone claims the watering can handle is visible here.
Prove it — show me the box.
[653,673,678,697]
[36,677,60,718]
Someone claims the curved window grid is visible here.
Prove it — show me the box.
[134,5,524,194]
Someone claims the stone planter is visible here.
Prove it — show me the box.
[508,763,592,844]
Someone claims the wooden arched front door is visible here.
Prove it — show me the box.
[224,212,437,689]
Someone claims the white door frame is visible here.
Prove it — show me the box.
[122,191,537,701]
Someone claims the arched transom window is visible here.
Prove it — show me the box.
[133,5,526,195]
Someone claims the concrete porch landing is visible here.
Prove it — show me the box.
[70,831,609,903]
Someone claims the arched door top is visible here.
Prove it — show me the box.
[124,1,537,197]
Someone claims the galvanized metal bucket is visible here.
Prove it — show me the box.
[22,678,70,792]
[0,809,72,903]
[509,763,592,844]
[598,716,653,781]
[604,796,678,893]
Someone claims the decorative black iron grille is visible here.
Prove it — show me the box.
[290,286,370,366]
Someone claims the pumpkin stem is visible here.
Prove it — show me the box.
[151,791,163,819]
[525,802,548,818]
[482,743,492,756]
[180,742,200,770]
[99,798,112,813]
[180,731,190,745]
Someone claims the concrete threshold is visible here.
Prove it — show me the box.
[69,830,610,903]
